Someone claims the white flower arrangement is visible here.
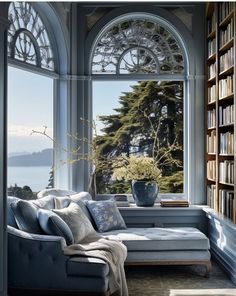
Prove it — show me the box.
[112,154,161,182]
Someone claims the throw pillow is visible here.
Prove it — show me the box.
[70,192,93,222]
[86,200,127,232]
[10,200,42,234]
[38,209,74,245]
[53,202,95,243]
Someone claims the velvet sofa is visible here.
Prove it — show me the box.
[7,191,211,295]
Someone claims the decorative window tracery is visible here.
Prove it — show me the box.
[8,2,55,71]
[92,16,185,75]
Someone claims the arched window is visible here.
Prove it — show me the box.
[92,14,185,75]
[91,13,187,197]
[8,2,55,71]
[7,2,57,199]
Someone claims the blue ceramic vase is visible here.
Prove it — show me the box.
[132,180,158,207]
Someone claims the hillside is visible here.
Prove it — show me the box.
[8,149,53,166]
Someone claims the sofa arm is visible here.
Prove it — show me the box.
[7,225,71,290]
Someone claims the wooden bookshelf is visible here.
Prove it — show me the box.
[206,2,236,222]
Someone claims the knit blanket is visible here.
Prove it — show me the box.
[63,233,128,296]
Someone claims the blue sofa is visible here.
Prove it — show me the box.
[7,191,211,295]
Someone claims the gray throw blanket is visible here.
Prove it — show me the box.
[63,233,128,296]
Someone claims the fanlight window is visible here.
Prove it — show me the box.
[92,16,185,75]
[8,2,55,71]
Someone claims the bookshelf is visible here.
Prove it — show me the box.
[206,2,236,222]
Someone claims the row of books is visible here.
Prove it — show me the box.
[219,104,234,126]
[219,47,234,73]
[208,84,216,103]
[160,198,189,207]
[207,185,235,220]
[207,160,216,180]
[207,10,216,35]
[219,160,234,184]
[219,2,234,22]
[219,18,234,48]
[207,38,216,57]
[207,184,216,210]
[206,130,216,154]
[219,189,234,220]
[219,75,234,99]
[207,109,216,128]
[219,132,234,154]
[208,62,216,79]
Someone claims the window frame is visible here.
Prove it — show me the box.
[7,1,70,191]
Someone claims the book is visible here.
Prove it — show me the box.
[160,198,189,207]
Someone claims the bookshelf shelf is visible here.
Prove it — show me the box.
[219,66,234,77]
[219,182,234,187]
[206,2,236,223]
[207,126,216,131]
[219,123,234,129]
[219,154,234,157]
[207,53,216,62]
[208,76,216,83]
[219,94,234,102]
[207,30,216,40]
[207,178,216,183]
[219,38,234,53]
[219,10,234,28]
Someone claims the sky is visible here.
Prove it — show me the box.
[8,66,53,155]
[8,66,137,155]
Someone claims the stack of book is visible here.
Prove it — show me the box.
[160,198,189,207]
[114,195,130,207]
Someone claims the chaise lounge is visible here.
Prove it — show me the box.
[7,191,211,295]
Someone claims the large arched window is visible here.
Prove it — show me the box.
[91,13,187,196]
[7,2,57,199]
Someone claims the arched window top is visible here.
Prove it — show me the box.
[8,2,55,71]
[92,14,185,75]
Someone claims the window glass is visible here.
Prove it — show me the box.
[93,80,184,194]
[7,66,54,199]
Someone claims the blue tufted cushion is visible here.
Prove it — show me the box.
[53,202,96,243]
[38,209,74,245]
[86,200,127,232]
[10,199,42,234]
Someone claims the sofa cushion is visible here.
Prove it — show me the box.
[67,257,109,277]
[32,195,55,210]
[101,227,210,251]
[37,188,76,199]
[10,199,42,234]
[86,200,127,232]
[126,250,211,262]
[70,192,93,222]
[54,196,71,209]
[53,202,95,243]
[38,209,74,245]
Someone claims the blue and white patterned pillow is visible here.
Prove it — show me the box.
[86,200,127,232]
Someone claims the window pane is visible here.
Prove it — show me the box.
[93,81,184,194]
[7,66,54,199]
[92,15,184,74]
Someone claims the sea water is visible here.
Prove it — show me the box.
[8,166,51,192]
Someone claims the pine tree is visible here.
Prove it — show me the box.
[95,81,184,193]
